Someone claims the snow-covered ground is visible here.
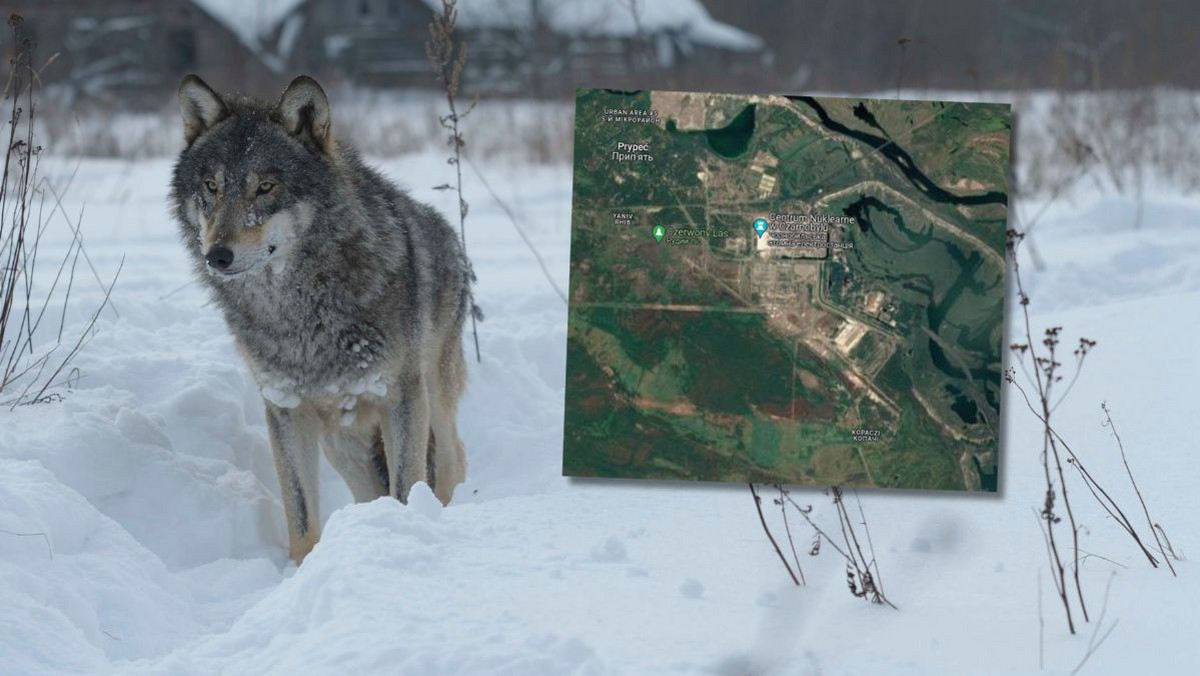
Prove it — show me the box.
[2,132,1198,674]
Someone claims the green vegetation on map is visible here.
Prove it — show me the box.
[563,87,1010,492]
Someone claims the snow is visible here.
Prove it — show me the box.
[194,0,762,57]
[260,384,301,409]
[3,105,1200,674]
[192,0,306,61]
[256,365,388,418]
[426,0,764,51]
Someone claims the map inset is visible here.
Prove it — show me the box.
[563,88,1009,492]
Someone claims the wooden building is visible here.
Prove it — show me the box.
[268,0,768,95]
[1,0,768,102]
[2,0,285,104]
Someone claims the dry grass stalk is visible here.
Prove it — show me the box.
[1006,228,1087,633]
[1006,228,1180,635]
[426,0,481,362]
[0,14,119,407]
[1101,402,1177,576]
[751,483,896,609]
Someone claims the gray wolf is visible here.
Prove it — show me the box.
[170,74,475,563]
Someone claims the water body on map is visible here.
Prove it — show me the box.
[564,88,1009,492]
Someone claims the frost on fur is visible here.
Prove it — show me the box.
[330,372,389,427]
[260,370,388,417]
[261,383,301,409]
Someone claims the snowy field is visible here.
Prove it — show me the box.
[2,114,1199,675]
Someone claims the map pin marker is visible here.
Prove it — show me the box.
[653,225,666,243]
[753,218,769,238]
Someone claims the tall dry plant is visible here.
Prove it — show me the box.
[752,483,897,609]
[426,0,481,362]
[0,15,118,408]
[1006,229,1178,635]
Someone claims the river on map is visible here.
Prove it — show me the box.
[841,193,1003,423]
[790,96,1007,207]
[804,93,1006,426]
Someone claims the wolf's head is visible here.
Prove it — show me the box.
[170,74,337,280]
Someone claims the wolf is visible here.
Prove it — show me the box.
[170,74,475,563]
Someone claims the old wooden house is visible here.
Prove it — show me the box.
[2,0,767,101]
[261,0,768,94]
[2,0,289,104]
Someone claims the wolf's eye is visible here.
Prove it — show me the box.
[204,179,219,193]
[257,181,275,195]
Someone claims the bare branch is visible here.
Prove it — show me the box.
[426,0,480,362]
[748,483,800,586]
[0,527,53,559]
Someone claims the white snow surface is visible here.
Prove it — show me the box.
[426,0,763,50]
[192,0,306,61]
[195,0,762,55]
[2,142,1199,675]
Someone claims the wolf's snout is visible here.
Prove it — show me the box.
[206,245,235,270]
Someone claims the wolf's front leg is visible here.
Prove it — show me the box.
[320,425,390,503]
[265,402,323,563]
[381,370,431,503]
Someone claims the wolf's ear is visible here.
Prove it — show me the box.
[178,75,227,146]
[277,75,332,154]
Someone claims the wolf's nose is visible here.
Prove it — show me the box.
[206,246,234,270]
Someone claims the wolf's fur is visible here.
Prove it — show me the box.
[170,74,474,563]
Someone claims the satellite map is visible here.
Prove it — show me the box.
[562,88,1009,492]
